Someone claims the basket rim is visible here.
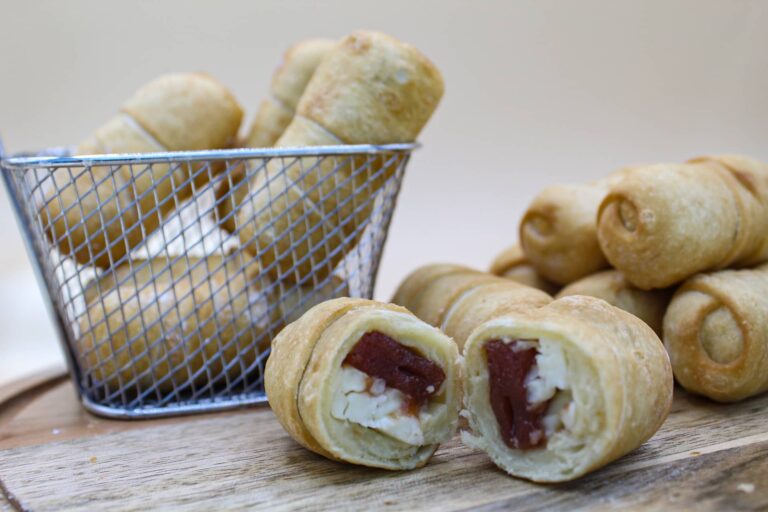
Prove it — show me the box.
[1,143,420,168]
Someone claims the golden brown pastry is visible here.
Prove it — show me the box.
[275,275,347,325]
[663,263,768,402]
[557,270,672,335]
[462,296,673,482]
[77,254,273,395]
[392,264,552,350]
[245,38,335,148]
[213,39,336,235]
[597,154,768,289]
[489,244,559,294]
[265,297,461,470]
[41,73,243,268]
[519,170,632,285]
[232,31,444,282]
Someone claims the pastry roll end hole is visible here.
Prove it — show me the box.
[485,339,574,450]
[698,306,744,365]
[522,213,555,241]
[332,331,446,445]
[601,194,649,235]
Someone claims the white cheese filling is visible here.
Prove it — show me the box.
[331,366,425,446]
[502,338,575,438]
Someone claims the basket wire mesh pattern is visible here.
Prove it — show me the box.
[1,143,413,418]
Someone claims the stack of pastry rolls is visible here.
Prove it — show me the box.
[42,73,243,268]
[593,154,768,403]
[223,31,444,282]
[506,153,768,404]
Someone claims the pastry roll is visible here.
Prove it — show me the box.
[519,170,631,285]
[462,296,673,482]
[489,244,559,294]
[275,275,347,325]
[557,270,672,335]
[245,38,335,148]
[233,31,444,281]
[392,264,552,350]
[41,73,243,268]
[265,298,461,470]
[663,263,768,402]
[78,254,273,394]
[597,154,768,289]
[214,39,335,234]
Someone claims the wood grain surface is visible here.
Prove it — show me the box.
[0,375,766,511]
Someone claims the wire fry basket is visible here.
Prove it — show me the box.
[1,141,413,418]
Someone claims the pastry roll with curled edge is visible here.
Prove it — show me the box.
[265,297,461,470]
[41,73,243,268]
[78,254,274,394]
[597,155,768,289]
[392,264,552,350]
[216,39,335,234]
[519,170,631,285]
[462,296,673,482]
[245,38,335,148]
[233,31,444,282]
[557,270,673,335]
[489,244,560,294]
[663,263,768,402]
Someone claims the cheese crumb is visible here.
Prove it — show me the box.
[737,483,755,494]
[525,340,569,405]
[332,366,424,445]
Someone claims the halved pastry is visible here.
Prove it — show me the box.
[265,297,461,470]
[462,296,673,482]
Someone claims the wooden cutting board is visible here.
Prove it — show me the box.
[1,370,767,511]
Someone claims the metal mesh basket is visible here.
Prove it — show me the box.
[1,141,413,418]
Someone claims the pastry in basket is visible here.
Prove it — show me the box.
[230,31,444,282]
[597,154,768,289]
[275,275,347,325]
[216,39,335,234]
[557,270,672,335]
[41,73,243,269]
[489,244,559,294]
[245,38,335,148]
[664,263,768,402]
[519,169,633,285]
[462,296,673,482]
[265,297,460,470]
[77,254,274,394]
[392,264,552,350]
